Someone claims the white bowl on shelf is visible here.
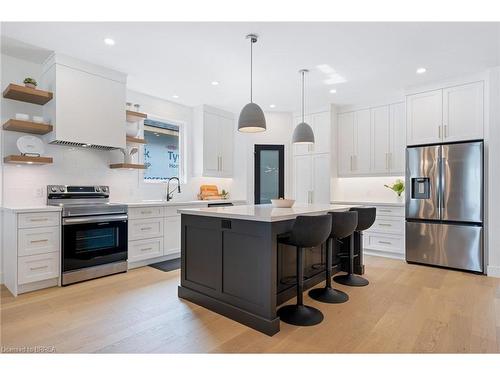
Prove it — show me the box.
[271,199,295,208]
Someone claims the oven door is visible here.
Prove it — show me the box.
[62,214,128,272]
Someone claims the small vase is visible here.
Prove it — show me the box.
[396,194,404,203]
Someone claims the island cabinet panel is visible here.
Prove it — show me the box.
[179,214,280,336]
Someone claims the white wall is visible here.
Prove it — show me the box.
[332,176,405,203]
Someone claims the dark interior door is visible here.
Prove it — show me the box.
[254,145,284,204]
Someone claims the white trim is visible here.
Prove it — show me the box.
[487,265,500,278]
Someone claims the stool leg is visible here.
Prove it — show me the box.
[277,247,324,326]
[308,238,349,304]
[333,232,369,287]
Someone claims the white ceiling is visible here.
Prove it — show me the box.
[2,22,499,113]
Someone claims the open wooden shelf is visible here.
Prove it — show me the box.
[4,155,53,165]
[3,119,53,135]
[110,163,146,170]
[126,110,147,122]
[3,84,53,105]
[126,136,147,144]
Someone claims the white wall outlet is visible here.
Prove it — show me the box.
[35,187,44,198]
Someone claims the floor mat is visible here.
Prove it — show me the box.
[149,258,181,272]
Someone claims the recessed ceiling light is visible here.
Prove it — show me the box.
[416,67,427,74]
[211,81,219,86]
[269,104,276,108]
[172,95,179,99]
[329,89,337,94]
[104,38,115,46]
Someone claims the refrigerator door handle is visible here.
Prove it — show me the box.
[441,156,446,210]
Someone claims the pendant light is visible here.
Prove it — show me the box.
[292,69,315,144]
[238,34,266,133]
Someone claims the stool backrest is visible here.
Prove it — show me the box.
[330,211,358,240]
[289,215,332,248]
[349,207,376,232]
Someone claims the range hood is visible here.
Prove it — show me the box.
[41,53,127,150]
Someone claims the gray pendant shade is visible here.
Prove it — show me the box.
[292,69,314,144]
[292,122,315,144]
[238,102,266,132]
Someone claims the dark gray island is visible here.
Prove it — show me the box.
[177,204,362,335]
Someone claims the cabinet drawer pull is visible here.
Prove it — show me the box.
[379,209,392,213]
[378,223,392,227]
[378,241,392,245]
[30,265,49,271]
[30,239,49,244]
[30,218,49,222]
[140,210,152,215]
[140,227,153,231]
[140,247,153,252]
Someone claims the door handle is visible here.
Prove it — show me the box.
[438,125,442,139]
[441,157,446,209]
[444,125,448,138]
[220,156,223,171]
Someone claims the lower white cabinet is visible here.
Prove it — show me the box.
[129,237,164,263]
[2,209,61,296]
[363,204,405,259]
[293,153,331,204]
[165,215,181,256]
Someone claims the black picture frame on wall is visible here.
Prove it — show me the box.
[254,144,285,204]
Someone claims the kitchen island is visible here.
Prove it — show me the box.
[177,204,360,335]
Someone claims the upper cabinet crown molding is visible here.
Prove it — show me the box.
[192,105,234,178]
[406,81,484,146]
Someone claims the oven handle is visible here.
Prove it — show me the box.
[62,214,128,225]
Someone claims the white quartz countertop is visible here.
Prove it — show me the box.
[1,205,62,213]
[116,199,246,207]
[178,203,359,222]
[331,200,405,207]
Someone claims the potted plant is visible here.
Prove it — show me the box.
[384,179,405,199]
[221,189,229,200]
[23,77,37,89]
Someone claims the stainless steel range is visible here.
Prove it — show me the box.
[47,185,128,285]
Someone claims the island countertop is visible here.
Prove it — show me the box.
[177,203,358,222]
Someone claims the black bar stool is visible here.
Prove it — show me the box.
[308,210,358,304]
[277,214,332,326]
[333,207,376,287]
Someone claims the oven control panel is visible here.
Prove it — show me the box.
[47,185,110,196]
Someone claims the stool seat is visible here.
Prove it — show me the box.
[277,214,332,327]
[333,207,376,287]
[308,210,358,304]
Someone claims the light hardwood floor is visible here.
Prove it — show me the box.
[1,256,499,353]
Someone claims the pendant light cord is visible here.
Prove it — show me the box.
[250,37,253,103]
[301,70,305,123]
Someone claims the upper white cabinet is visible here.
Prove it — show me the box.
[193,105,235,177]
[338,102,405,176]
[406,81,483,145]
[293,111,331,156]
[41,53,127,149]
[406,89,442,146]
[443,81,484,142]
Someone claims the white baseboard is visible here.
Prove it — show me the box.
[486,265,500,278]
[364,249,405,260]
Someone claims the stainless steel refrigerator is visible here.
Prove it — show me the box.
[405,140,484,273]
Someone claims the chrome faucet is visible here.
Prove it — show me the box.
[165,177,181,202]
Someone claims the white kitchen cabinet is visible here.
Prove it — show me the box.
[293,153,331,204]
[406,81,484,146]
[355,109,371,174]
[371,106,390,174]
[443,81,484,142]
[3,209,61,296]
[406,89,443,146]
[165,215,181,256]
[338,102,405,176]
[193,105,235,178]
[337,112,355,175]
[389,102,406,174]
